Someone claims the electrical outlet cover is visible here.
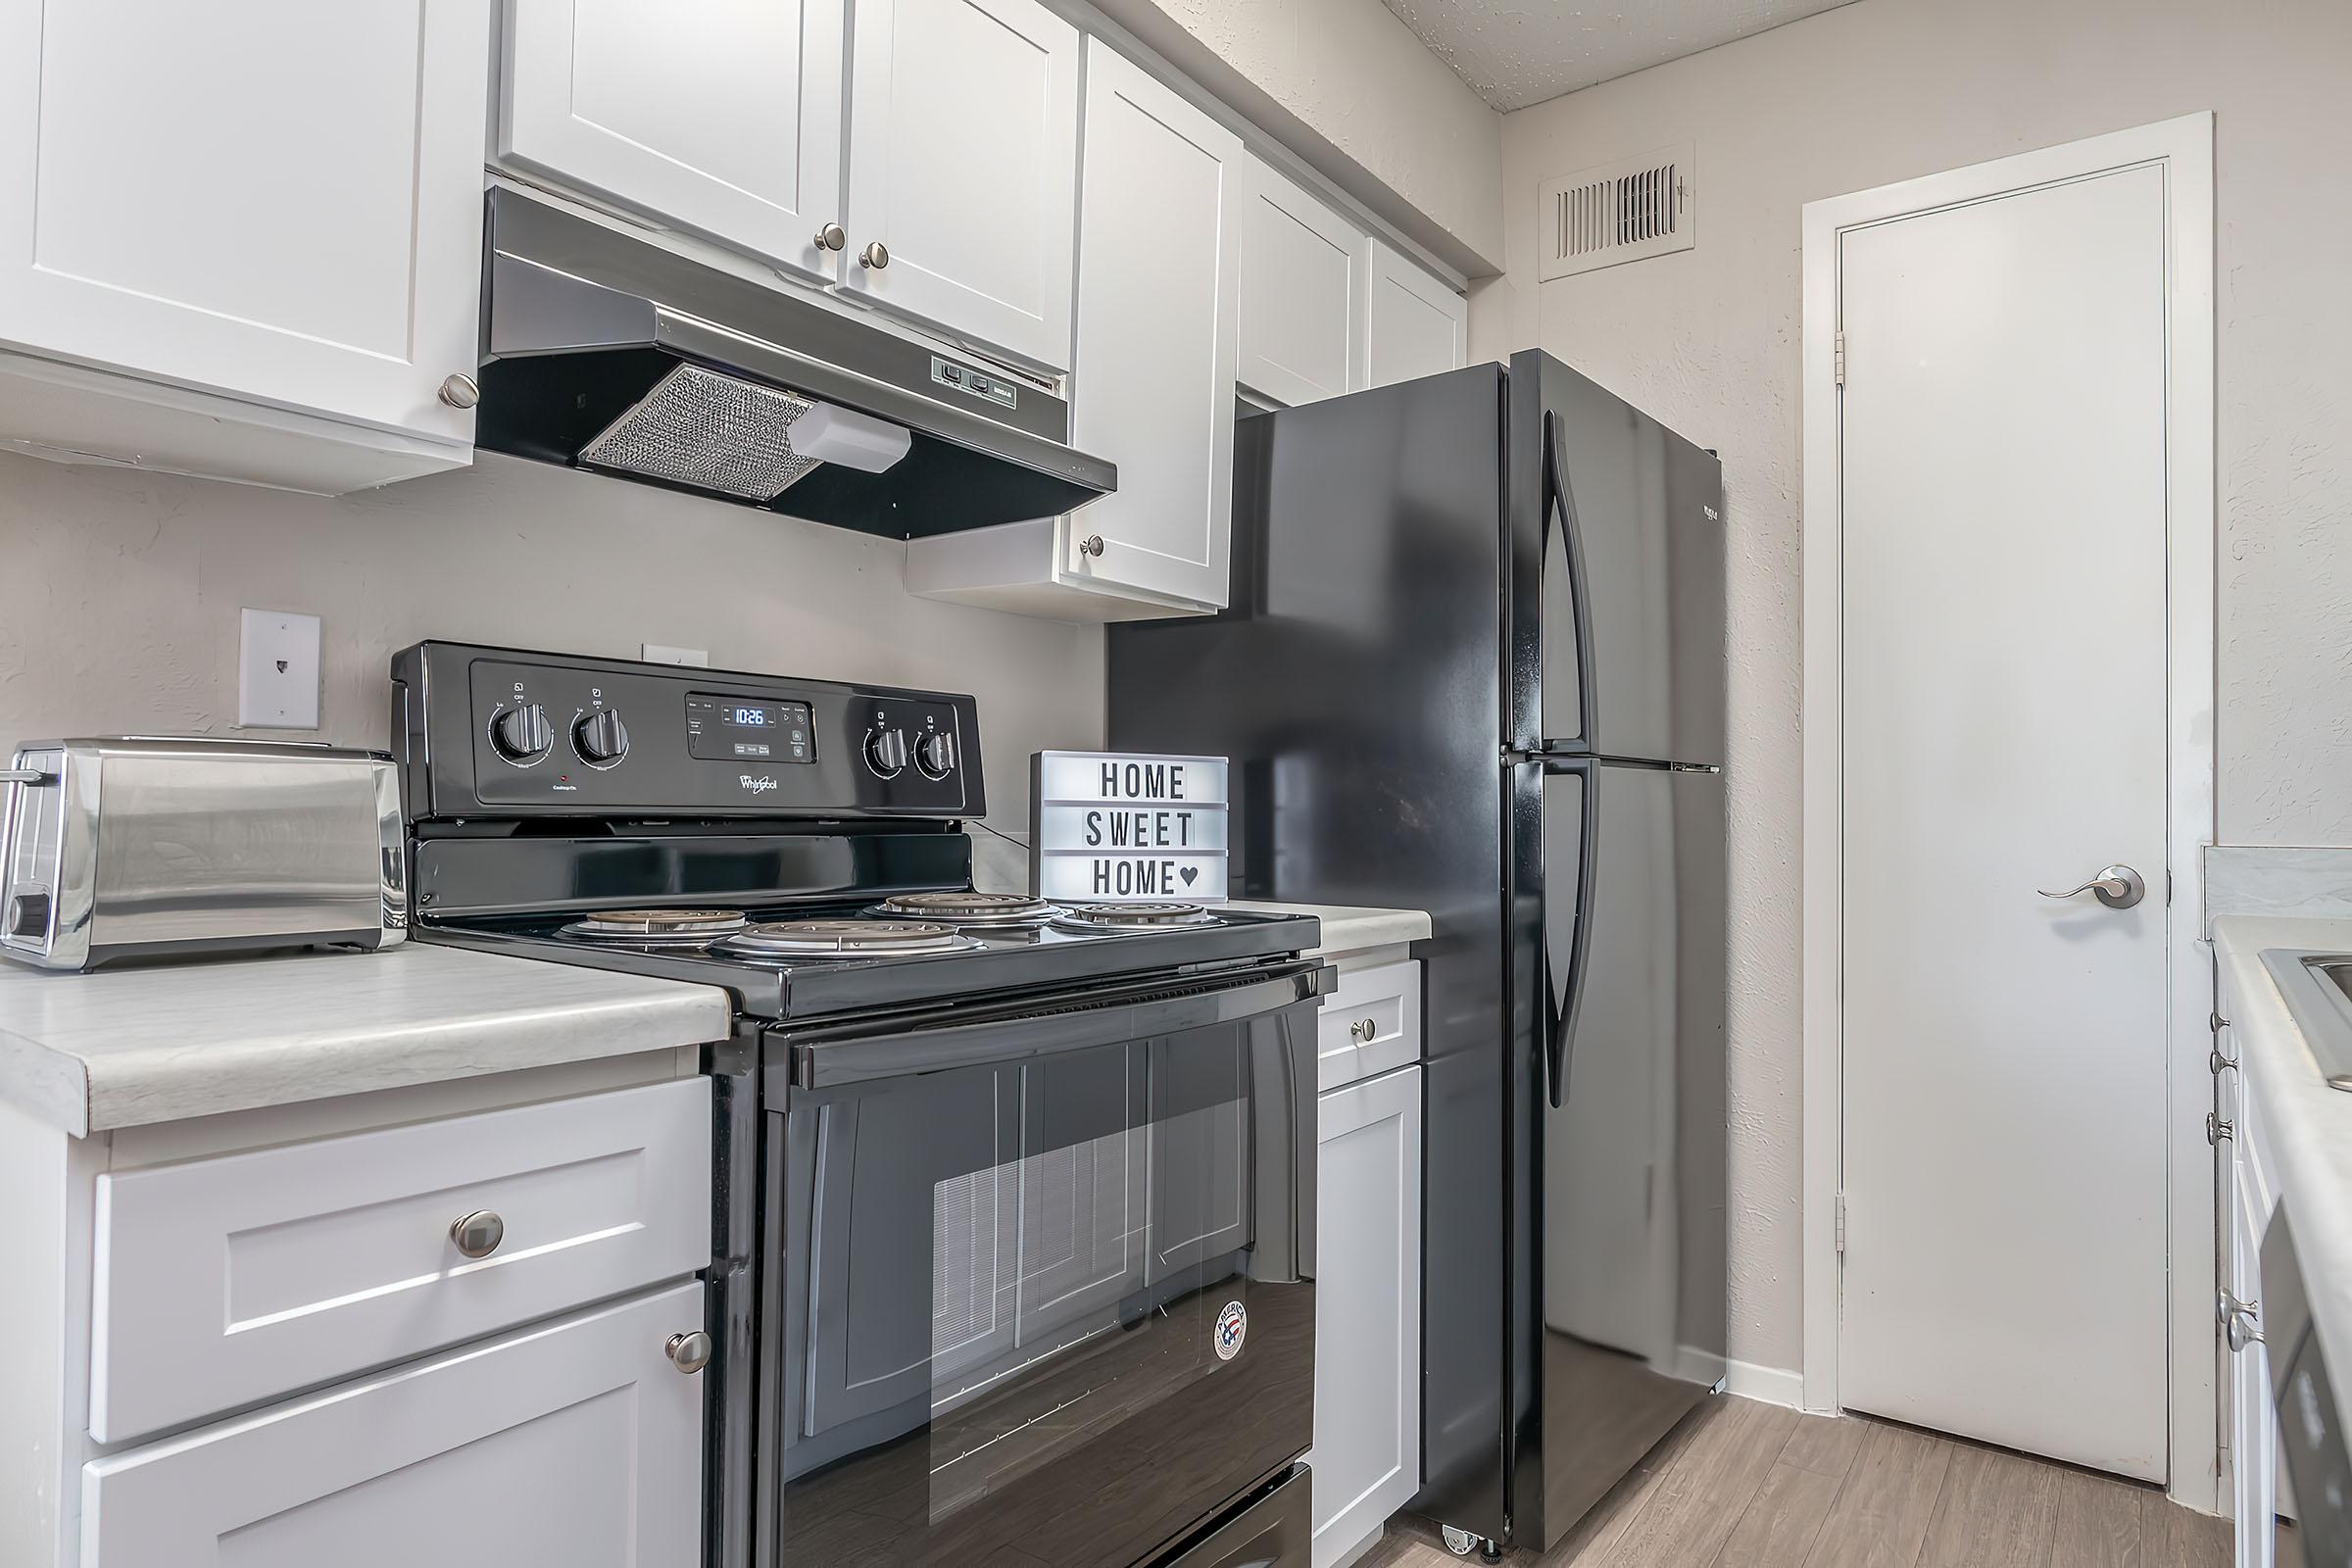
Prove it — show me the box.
[238,609,321,729]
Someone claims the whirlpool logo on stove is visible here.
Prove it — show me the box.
[738,774,779,794]
[1213,1299,1247,1361]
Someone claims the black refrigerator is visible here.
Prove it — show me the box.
[1105,351,1727,1555]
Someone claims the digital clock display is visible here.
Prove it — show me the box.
[684,694,813,763]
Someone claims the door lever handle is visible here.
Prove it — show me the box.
[2037,863,2145,909]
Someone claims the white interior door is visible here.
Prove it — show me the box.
[1837,163,2171,1481]
[499,0,846,282]
[840,0,1079,370]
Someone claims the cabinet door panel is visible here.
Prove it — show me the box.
[0,0,487,444]
[501,0,846,280]
[1365,239,1467,390]
[1064,41,1242,609]
[1311,1065,1423,1568]
[91,1078,710,1444]
[1239,157,1367,408]
[80,1285,706,1568]
[841,0,1079,369]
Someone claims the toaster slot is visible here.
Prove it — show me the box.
[1,751,65,956]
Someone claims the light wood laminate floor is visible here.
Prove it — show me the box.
[1360,1397,2232,1568]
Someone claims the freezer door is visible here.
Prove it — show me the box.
[1509,759,1727,1549]
[1505,353,1725,764]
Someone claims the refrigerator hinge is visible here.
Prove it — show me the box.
[1834,330,1847,387]
[1834,1193,1847,1255]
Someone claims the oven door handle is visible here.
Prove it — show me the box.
[786,962,1333,1091]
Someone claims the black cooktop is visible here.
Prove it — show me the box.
[417,898,1319,1021]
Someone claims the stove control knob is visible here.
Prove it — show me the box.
[914,730,957,779]
[865,727,910,778]
[573,708,630,766]
[490,703,554,764]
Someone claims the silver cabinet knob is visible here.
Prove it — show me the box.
[666,1330,713,1374]
[2220,1290,2263,1351]
[2037,863,2144,909]
[449,1210,505,1259]
[814,221,847,252]
[859,241,890,270]
[437,372,481,410]
[1349,1018,1376,1042]
[1078,534,1105,559]
[2208,1111,2234,1146]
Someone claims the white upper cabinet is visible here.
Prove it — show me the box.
[500,0,848,283]
[840,0,1080,370]
[1364,237,1467,389]
[1062,41,1243,610]
[1237,155,1367,408]
[0,0,489,451]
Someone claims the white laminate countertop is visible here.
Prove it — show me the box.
[2214,913,2352,1403]
[1226,902,1432,958]
[0,941,734,1137]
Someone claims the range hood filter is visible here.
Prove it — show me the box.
[579,363,821,501]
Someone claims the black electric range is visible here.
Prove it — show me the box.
[391,642,1326,1568]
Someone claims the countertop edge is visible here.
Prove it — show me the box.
[1224,903,1433,958]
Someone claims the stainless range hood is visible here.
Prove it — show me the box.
[473,189,1115,537]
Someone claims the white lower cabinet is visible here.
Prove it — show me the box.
[80,1282,708,1568]
[1312,1063,1422,1568]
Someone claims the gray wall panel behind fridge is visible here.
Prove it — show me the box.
[1107,364,1513,1538]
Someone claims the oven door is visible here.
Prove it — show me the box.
[760,963,1326,1568]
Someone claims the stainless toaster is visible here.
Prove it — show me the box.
[0,737,406,970]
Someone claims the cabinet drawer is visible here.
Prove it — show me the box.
[1317,960,1421,1091]
[91,1078,710,1444]
[81,1283,707,1568]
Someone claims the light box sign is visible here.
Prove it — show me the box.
[1030,751,1229,905]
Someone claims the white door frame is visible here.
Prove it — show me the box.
[1799,112,2216,1504]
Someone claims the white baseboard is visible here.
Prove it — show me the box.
[1673,1346,1807,1410]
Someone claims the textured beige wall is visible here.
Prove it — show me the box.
[0,451,1103,847]
[1086,0,1504,271]
[1476,0,2352,1377]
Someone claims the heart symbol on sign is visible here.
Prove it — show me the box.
[1179,866,1199,886]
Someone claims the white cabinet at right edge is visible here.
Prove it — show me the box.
[1312,957,1424,1568]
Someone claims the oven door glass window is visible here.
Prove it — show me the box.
[770,1007,1315,1567]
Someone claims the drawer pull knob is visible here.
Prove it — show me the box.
[1349,1018,1377,1042]
[667,1330,714,1374]
[449,1210,505,1259]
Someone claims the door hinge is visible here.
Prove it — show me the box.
[1834,330,1847,387]
[1835,1193,1847,1255]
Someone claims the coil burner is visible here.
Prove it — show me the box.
[557,908,752,947]
[1054,902,1220,932]
[712,920,980,959]
[868,890,1061,929]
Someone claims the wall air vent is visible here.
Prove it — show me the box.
[1538,144,1695,280]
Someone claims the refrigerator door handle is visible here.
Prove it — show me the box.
[1542,756,1601,1109]
[1541,412,1600,752]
